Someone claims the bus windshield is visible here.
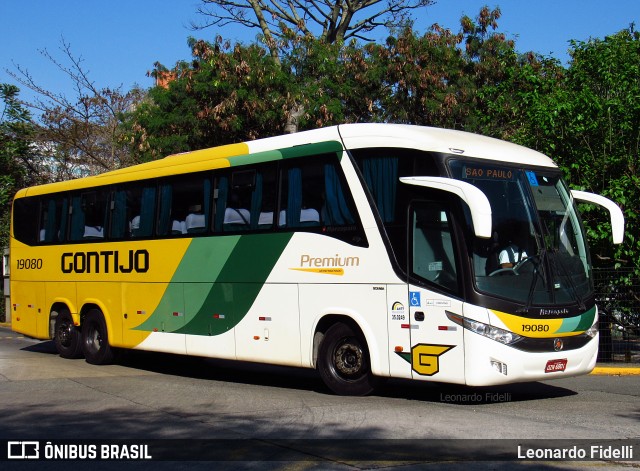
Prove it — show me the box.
[449,160,592,308]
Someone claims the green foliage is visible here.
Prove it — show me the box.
[0,84,36,249]
[513,29,640,273]
[123,38,291,161]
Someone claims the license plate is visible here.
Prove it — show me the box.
[545,359,567,373]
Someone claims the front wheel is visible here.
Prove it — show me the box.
[81,309,115,365]
[317,322,380,396]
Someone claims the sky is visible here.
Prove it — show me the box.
[1,0,639,107]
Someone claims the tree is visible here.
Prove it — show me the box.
[193,0,434,59]
[0,84,37,249]
[7,39,145,178]
[192,0,436,132]
[514,28,640,271]
[125,38,293,161]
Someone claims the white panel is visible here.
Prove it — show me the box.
[235,284,301,367]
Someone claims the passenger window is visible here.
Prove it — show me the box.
[70,190,109,241]
[214,164,277,232]
[112,183,156,239]
[13,197,41,246]
[279,157,356,229]
[158,174,210,236]
[38,195,68,243]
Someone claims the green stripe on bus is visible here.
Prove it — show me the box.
[177,233,293,335]
[228,150,284,167]
[279,141,343,160]
[135,233,293,336]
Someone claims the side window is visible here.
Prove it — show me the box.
[279,156,356,229]
[111,183,157,239]
[70,190,109,241]
[214,163,277,232]
[410,202,459,293]
[12,197,40,246]
[38,195,68,243]
[158,174,210,236]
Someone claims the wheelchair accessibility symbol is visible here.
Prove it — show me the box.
[410,291,421,307]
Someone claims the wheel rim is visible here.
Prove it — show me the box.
[333,338,364,379]
[85,322,102,354]
[57,319,74,348]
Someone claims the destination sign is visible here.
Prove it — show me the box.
[462,165,516,181]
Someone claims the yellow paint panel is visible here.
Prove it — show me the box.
[121,282,170,348]
[10,281,45,338]
[10,238,192,341]
[21,142,249,197]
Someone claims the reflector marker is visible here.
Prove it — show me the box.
[401,324,419,329]
[172,312,183,317]
[136,310,146,315]
[438,326,458,331]
[259,316,272,321]
[213,314,225,319]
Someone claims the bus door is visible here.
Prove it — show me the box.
[406,201,466,384]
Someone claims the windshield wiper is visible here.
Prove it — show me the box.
[516,249,547,314]
[547,249,587,311]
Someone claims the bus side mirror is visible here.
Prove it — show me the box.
[571,190,625,244]
[400,177,492,239]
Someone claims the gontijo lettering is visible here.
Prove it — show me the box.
[61,250,149,274]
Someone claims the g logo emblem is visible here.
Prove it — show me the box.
[411,344,455,376]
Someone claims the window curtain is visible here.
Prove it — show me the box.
[59,198,68,241]
[138,186,156,237]
[158,184,173,235]
[362,157,398,223]
[324,164,354,225]
[70,195,85,241]
[203,178,211,230]
[286,167,302,227]
[214,176,228,232]
[250,173,263,229]
[110,191,127,238]
[44,199,57,242]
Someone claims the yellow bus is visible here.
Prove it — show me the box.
[10,124,624,395]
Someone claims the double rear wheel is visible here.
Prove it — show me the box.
[53,308,114,365]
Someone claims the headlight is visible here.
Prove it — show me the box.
[446,312,523,345]
[585,321,598,339]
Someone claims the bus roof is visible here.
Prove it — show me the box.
[15,124,557,198]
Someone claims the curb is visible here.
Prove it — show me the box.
[590,366,640,376]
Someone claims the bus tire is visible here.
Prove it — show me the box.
[53,309,83,359]
[81,309,115,365]
[318,322,379,396]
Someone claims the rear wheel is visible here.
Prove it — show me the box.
[318,322,379,396]
[53,309,83,359]
[81,309,115,365]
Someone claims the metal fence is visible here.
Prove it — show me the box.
[594,268,640,363]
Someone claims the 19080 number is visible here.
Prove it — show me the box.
[17,258,43,270]
[522,324,549,333]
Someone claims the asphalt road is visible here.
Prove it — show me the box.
[0,323,638,470]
